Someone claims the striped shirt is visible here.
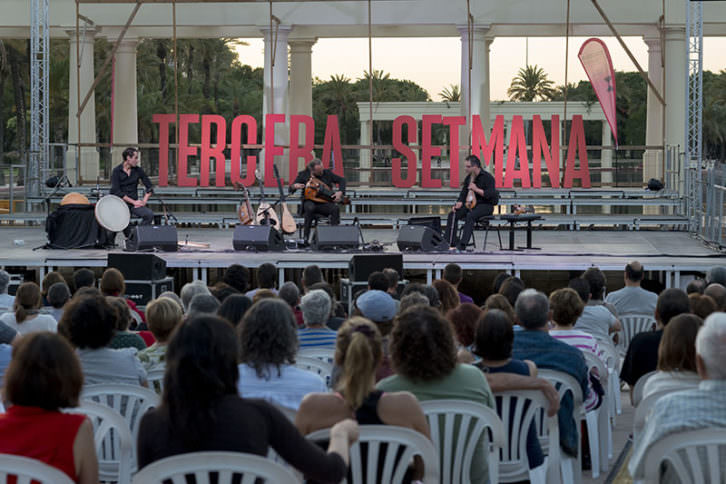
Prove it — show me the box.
[549,328,605,412]
[297,327,337,349]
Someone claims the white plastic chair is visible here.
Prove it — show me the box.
[582,350,612,474]
[419,399,505,484]
[307,425,440,484]
[298,347,336,363]
[66,401,134,484]
[632,370,657,407]
[0,454,75,484]
[494,389,560,484]
[597,340,622,417]
[640,428,726,484]
[132,451,300,484]
[536,369,585,484]
[617,314,656,357]
[146,364,166,394]
[294,355,333,388]
[632,389,679,439]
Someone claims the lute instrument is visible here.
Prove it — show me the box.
[304,175,350,205]
[233,181,254,225]
[273,164,297,234]
[254,170,280,229]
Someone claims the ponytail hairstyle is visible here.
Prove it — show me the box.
[14,282,42,324]
[334,317,382,410]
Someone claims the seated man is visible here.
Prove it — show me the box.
[297,289,337,349]
[605,261,658,316]
[629,313,726,481]
[570,277,621,343]
[290,159,346,244]
[620,288,691,394]
[110,147,154,236]
[511,289,589,459]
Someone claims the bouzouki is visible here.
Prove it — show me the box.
[273,165,297,234]
[233,181,254,225]
[254,170,280,229]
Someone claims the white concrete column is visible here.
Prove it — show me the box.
[643,35,664,182]
[601,121,613,187]
[289,39,316,119]
[458,25,492,179]
[67,28,99,184]
[262,26,291,182]
[111,37,139,166]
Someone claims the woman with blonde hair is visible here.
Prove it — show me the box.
[137,297,184,370]
[0,282,57,335]
[296,316,430,482]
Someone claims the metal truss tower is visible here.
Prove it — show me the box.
[29,0,50,200]
[685,0,704,230]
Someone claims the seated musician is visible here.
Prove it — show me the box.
[290,159,346,243]
[444,155,498,250]
[110,147,154,235]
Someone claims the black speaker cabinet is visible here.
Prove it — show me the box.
[127,225,178,252]
[313,225,360,250]
[108,253,167,281]
[125,277,174,306]
[233,225,284,251]
[407,216,442,235]
[397,225,449,252]
[349,254,403,282]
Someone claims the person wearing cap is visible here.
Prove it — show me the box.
[354,290,397,381]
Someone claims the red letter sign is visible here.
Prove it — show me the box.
[200,115,227,187]
[504,115,531,189]
[471,115,505,187]
[421,115,442,189]
[563,115,591,188]
[230,115,257,186]
[264,114,285,187]
[532,115,560,188]
[289,115,315,183]
[443,116,465,188]
[322,115,344,178]
[178,114,199,187]
[152,114,175,186]
[392,115,418,188]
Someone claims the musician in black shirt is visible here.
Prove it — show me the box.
[110,147,154,233]
[290,159,346,243]
[444,155,499,250]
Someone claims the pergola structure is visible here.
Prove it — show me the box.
[4,0,726,187]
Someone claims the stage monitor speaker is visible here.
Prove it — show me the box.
[349,254,403,282]
[407,216,442,235]
[233,225,284,251]
[313,225,360,250]
[397,225,449,252]
[108,253,167,281]
[127,225,178,252]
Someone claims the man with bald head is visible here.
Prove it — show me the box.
[605,261,658,316]
[704,283,726,311]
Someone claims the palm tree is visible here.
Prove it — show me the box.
[507,64,556,102]
[438,84,461,102]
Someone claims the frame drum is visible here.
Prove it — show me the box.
[95,195,130,232]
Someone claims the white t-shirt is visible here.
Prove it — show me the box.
[574,305,617,343]
[77,347,148,386]
[0,311,58,335]
[641,370,701,401]
[237,363,326,411]
[605,286,658,316]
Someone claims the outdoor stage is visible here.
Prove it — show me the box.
[1,225,723,288]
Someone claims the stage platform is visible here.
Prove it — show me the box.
[0,225,723,288]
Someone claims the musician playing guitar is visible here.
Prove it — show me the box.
[444,155,498,250]
[290,158,346,244]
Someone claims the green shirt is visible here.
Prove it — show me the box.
[377,364,494,484]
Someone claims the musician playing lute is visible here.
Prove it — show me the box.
[290,158,346,244]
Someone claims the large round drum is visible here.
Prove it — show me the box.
[95,195,130,232]
[60,192,90,206]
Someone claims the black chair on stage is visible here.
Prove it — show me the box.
[459,215,502,251]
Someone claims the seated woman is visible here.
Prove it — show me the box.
[59,294,147,386]
[473,309,545,471]
[548,288,604,412]
[296,316,431,482]
[0,332,98,484]
[137,314,358,483]
[106,296,146,351]
[447,302,482,363]
[642,313,703,400]
[237,298,326,410]
[0,282,57,335]
[377,305,494,484]
[432,279,460,315]
[137,297,183,371]
[217,294,252,328]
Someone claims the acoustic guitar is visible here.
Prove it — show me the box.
[273,165,297,234]
[233,181,254,225]
[254,170,280,229]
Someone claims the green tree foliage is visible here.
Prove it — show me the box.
[438,84,461,103]
[507,65,556,102]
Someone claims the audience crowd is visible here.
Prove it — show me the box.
[0,261,724,483]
